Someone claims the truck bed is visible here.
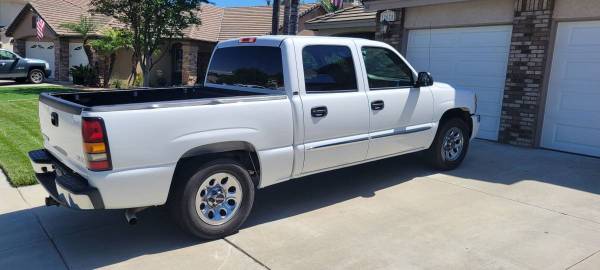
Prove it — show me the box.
[40,86,281,113]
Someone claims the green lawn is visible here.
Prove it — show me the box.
[0,84,68,186]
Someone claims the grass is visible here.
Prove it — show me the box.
[0,84,68,186]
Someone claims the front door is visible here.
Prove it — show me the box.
[356,42,435,159]
[296,41,370,174]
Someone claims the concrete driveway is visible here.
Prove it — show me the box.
[1,140,599,270]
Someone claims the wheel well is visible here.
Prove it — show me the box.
[168,142,261,202]
[28,66,45,74]
[439,108,472,134]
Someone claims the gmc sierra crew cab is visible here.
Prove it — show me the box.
[29,36,479,239]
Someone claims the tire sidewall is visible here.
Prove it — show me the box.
[28,69,45,84]
[179,160,255,238]
[431,118,470,170]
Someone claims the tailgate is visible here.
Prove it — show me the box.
[39,101,87,171]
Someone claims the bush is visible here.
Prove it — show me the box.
[70,65,97,86]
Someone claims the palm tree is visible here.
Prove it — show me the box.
[289,0,299,35]
[89,29,132,88]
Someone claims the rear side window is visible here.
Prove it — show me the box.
[302,45,357,93]
[206,46,284,91]
[361,46,414,89]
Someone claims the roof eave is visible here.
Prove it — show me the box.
[363,0,471,11]
[305,20,376,30]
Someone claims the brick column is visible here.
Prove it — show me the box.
[181,43,199,86]
[499,0,554,146]
[375,8,405,52]
[54,38,70,81]
[13,39,25,57]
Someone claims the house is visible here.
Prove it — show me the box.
[305,5,377,39]
[5,0,324,85]
[341,0,599,158]
[0,0,27,51]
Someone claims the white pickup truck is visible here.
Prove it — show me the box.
[29,36,479,239]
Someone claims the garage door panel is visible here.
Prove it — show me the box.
[407,26,512,141]
[542,21,600,157]
[26,41,54,79]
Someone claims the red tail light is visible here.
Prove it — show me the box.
[82,117,112,171]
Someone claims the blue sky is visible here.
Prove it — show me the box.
[212,0,317,7]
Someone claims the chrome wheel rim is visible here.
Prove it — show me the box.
[441,127,464,162]
[195,172,242,226]
[30,71,43,83]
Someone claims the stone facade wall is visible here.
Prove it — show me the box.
[499,0,554,146]
[54,38,70,81]
[181,43,199,86]
[13,39,25,57]
[374,8,405,52]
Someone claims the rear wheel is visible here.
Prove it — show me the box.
[426,118,470,170]
[169,159,255,239]
[28,69,45,84]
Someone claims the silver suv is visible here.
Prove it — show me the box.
[0,49,52,84]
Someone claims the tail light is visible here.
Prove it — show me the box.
[82,117,112,171]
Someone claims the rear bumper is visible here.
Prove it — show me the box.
[28,149,104,210]
[45,69,52,78]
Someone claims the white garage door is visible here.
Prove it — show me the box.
[541,21,600,157]
[25,41,55,78]
[69,43,89,81]
[407,26,512,140]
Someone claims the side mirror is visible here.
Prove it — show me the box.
[415,72,434,87]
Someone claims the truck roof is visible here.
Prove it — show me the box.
[217,35,370,48]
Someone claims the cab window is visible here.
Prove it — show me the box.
[361,46,414,89]
[302,45,357,93]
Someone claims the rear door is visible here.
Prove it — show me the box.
[0,50,17,78]
[295,39,370,174]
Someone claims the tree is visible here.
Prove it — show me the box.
[60,16,97,70]
[320,0,343,13]
[89,29,132,88]
[90,0,208,87]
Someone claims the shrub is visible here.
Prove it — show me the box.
[70,65,97,86]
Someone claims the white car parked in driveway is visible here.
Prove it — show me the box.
[29,36,479,239]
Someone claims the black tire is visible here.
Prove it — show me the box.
[27,69,45,84]
[169,159,255,239]
[426,118,470,170]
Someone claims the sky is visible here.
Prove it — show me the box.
[212,0,317,7]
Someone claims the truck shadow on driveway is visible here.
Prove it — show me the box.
[2,140,599,269]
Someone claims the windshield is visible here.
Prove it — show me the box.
[206,46,285,92]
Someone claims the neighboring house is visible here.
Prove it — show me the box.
[355,0,600,158]
[5,0,324,85]
[0,0,27,51]
[305,5,377,38]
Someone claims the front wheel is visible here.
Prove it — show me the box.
[28,69,45,84]
[426,118,470,170]
[169,159,255,239]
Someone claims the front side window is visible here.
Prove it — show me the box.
[206,46,284,91]
[361,46,414,89]
[0,50,16,60]
[302,45,357,93]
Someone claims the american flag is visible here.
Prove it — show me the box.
[36,16,45,41]
[331,0,343,9]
